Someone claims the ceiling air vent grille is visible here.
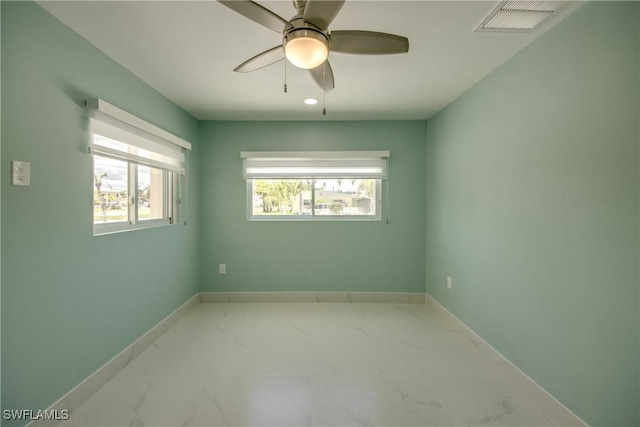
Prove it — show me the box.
[476,1,567,33]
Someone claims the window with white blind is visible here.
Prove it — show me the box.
[241,151,389,221]
[88,99,191,235]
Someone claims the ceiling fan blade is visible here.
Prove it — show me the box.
[218,0,289,33]
[330,30,409,55]
[308,60,335,92]
[234,46,285,73]
[303,0,345,29]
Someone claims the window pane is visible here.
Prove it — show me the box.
[93,155,128,224]
[138,165,164,221]
[252,179,311,216]
[314,179,375,216]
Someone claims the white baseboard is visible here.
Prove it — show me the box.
[200,291,425,304]
[425,293,588,427]
[27,293,200,427]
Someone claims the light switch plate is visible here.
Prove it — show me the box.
[12,161,31,186]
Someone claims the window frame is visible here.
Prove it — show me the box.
[247,178,383,221]
[92,154,181,235]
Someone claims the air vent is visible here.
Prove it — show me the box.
[475,1,567,33]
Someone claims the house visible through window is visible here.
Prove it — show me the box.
[88,99,191,234]
[242,151,389,221]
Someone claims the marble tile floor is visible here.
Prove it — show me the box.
[60,303,561,426]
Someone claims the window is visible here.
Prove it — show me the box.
[88,99,191,234]
[242,151,389,221]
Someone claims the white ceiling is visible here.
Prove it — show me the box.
[37,1,583,121]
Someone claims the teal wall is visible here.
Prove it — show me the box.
[199,121,426,293]
[425,2,639,426]
[1,2,200,424]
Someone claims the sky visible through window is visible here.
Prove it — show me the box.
[94,156,151,191]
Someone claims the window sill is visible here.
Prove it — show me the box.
[248,215,380,222]
[93,219,175,236]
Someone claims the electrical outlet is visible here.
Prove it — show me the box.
[219,264,226,275]
[447,276,453,289]
[12,161,31,186]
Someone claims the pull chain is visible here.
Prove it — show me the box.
[284,59,288,93]
[322,62,327,116]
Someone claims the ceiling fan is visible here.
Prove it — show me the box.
[219,0,410,93]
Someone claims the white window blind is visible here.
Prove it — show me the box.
[87,99,191,174]
[241,151,390,179]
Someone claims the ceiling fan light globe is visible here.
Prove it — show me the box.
[284,29,329,69]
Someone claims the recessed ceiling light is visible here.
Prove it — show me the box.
[304,97,318,105]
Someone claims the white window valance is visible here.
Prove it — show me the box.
[87,99,191,174]
[241,151,390,179]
